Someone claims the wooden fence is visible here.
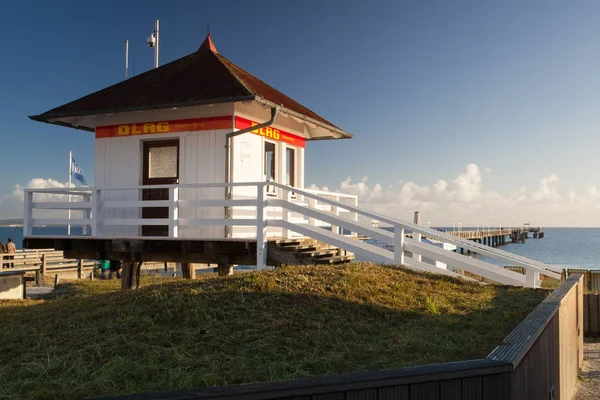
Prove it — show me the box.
[95,275,584,400]
[563,269,600,292]
[584,293,600,336]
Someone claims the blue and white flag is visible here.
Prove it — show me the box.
[71,156,87,185]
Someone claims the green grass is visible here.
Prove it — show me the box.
[0,263,549,399]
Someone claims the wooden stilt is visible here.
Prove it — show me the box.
[134,261,142,289]
[121,261,141,290]
[217,263,233,277]
[121,261,132,290]
[182,263,196,279]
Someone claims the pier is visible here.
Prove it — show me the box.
[446,226,543,251]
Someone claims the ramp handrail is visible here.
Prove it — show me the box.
[24,181,561,287]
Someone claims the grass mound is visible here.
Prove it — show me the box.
[0,263,548,399]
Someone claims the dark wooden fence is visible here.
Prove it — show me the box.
[564,269,600,292]
[96,275,584,400]
[584,293,600,336]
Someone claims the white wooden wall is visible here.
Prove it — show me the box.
[92,102,309,239]
[179,129,227,238]
[232,103,307,239]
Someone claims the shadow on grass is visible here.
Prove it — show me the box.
[0,265,547,400]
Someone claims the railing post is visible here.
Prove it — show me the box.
[308,197,317,227]
[23,190,33,236]
[352,196,358,223]
[82,193,91,236]
[394,224,405,266]
[525,268,541,288]
[256,184,267,269]
[91,189,100,237]
[331,195,340,235]
[413,231,422,262]
[168,187,179,238]
[282,189,290,239]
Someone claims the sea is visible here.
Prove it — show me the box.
[3,226,600,270]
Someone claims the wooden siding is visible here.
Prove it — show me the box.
[93,360,513,400]
[179,129,227,239]
[94,135,142,237]
[488,274,583,400]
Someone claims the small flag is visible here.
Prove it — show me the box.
[71,157,87,185]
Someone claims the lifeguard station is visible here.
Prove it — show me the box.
[25,34,562,289]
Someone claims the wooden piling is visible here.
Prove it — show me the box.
[77,259,83,279]
[121,261,141,290]
[182,263,196,279]
[218,263,233,277]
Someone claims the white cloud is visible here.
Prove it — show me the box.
[310,164,600,227]
[1,178,72,220]
[4,168,600,227]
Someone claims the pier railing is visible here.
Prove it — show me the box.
[23,182,561,287]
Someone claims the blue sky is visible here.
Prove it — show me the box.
[1,1,600,225]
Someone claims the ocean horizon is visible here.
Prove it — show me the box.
[2,226,599,270]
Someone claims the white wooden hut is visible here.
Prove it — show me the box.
[23,35,561,288]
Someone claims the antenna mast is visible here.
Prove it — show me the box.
[146,19,160,69]
[125,40,129,79]
[154,19,159,68]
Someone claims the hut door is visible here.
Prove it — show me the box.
[142,140,179,236]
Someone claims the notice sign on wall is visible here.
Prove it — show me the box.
[235,117,306,148]
[95,116,233,138]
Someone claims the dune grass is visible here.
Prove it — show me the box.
[0,263,548,399]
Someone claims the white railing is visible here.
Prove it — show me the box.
[24,181,562,288]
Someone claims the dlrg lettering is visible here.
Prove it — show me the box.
[117,122,170,136]
[251,122,280,140]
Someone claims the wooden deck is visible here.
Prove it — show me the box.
[23,236,256,265]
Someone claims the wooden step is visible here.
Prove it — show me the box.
[313,255,355,265]
[311,250,341,259]
[271,239,302,247]
[280,245,318,253]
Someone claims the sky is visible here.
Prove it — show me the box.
[1,0,600,226]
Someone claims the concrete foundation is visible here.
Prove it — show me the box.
[0,272,25,300]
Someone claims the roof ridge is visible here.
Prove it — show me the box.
[213,53,255,96]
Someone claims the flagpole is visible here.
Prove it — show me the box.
[68,151,72,235]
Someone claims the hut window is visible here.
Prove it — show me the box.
[264,142,276,181]
[148,145,178,179]
[286,147,295,187]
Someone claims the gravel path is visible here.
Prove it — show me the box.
[574,340,600,400]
